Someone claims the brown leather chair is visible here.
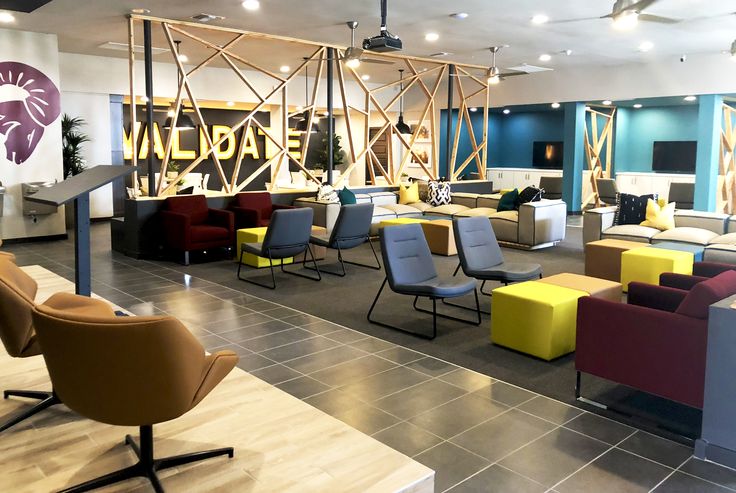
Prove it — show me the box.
[0,259,114,432]
[0,239,15,263]
[31,303,239,492]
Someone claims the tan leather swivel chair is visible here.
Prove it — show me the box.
[0,239,15,263]
[32,302,239,492]
[0,258,114,432]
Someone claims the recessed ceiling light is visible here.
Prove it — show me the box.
[361,74,370,81]
[429,51,452,57]
[0,12,15,23]
[178,54,189,63]
[470,107,478,112]
[602,100,612,105]
[425,32,439,42]
[612,11,638,30]
[345,58,360,69]
[487,75,500,85]
[450,12,468,20]
[242,0,260,11]
[226,101,235,107]
[551,102,561,109]
[130,8,150,14]
[279,65,290,73]
[684,95,697,102]
[633,103,643,108]
[638,41,654,52]
[538,53,552,62]
[531,14,549,25]
[503,108,511,115]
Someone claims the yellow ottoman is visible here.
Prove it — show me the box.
[379,217,428,229]
[620,247,693,292]
[236,227,293,268]
[537,273,622,303]
[420,220,457,256]
[491,281,588,360]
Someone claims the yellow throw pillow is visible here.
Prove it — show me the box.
[399,182,419,204]
[640,199,675,231]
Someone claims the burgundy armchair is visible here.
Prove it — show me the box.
[229,192,294,230]
[576,270,736,409]
[159,195,234,265]
[660,261,736,291]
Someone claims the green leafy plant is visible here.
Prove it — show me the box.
[61,114,90,178]
[315,132,345,171]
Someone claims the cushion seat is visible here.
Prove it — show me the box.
[405,201,433,212]
[708,232,736,245]
[190,225,230,243]
[455,207,497,218]
[652,227,719,246]
[382,204,425,217]
[490,210,520,243]
[393,277,477,298]
[465,261,542,282]
[372,206,396,219]
[424,204,470,217]
[601,224,659,242]
[241,242,264,255]
[354,193,372,204]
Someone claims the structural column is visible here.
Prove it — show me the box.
[694,94,723,212]
[562,102,586,213]
[143,20,155,196]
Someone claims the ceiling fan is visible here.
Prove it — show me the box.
[551,0,680,28]
[451,46,527,84]
[304,21,394,67]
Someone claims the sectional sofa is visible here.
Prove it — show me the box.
[583,206,736,263]
[295,191,567,250]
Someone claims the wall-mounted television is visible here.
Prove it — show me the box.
[532,141,564,169]
[652,141,697,174]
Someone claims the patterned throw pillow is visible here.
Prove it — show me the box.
[614,193,658,225]
[427,180,451,206]
[317,184,339,203]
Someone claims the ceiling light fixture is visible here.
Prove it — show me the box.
[130,8,151,15]
[140,95,149,102]
[177,54,188,63]
[531,14,549,25]
[602,100,612,106]
[638,41,654,52]
[295,59,318,133]
[241,0,260,11]
[633,103,643,108]
[538,53,552,62]
[450,12,468,20]
[684,95,697,102]
[503,109,511,115]
[191,13,225,22]
[345,58,360,69]
[612,10,638,30]
[322,111,330,117]
[425,32,439,42]
[361,74,370,81]
[226,101,235,107]
[551,102,561,109]
[396,69,412,134]
[470,107,478,112]
[279,65,290,73]
[0,11,15,23]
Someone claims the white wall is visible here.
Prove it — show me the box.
[0,29,65,241]
[60,91,113,218]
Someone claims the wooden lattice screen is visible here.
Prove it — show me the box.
[718,104,736,214]
[582,106,616,208]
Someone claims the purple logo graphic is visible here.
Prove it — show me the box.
[0,61,61,164]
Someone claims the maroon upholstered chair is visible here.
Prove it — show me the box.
[576,270,736,409]
[660,261,736,291]
[160,195,234,265]
[229,192,294,230]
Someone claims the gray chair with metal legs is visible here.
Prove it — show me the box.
[306,203,381,276]
[367,223,480,340]
[596,178,618,206]
[450,217,542,312]
[237,207,321,289]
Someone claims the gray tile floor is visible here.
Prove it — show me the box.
[4,226,736,492]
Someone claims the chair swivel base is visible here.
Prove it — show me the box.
[1,389,61,433]
[367,278,481,340]
[59,425,234,493]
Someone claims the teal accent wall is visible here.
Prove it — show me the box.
[493,111,565,168]
[694,95,723,211]
[614,105,699,173]
[562,102,586,213]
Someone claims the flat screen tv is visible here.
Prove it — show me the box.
[652,141,697,174]
[532,141,564,169]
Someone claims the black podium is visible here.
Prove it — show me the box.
[26,165,137,296]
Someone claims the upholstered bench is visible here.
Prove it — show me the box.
[491,281,588,360]
[620,247,693,292]
[584,239,649,282]
[537,273,622,303]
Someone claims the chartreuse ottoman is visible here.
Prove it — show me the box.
[620,247,693,292]
[379,217,428,229]
[236,227,293,268]
[491,281,588,361]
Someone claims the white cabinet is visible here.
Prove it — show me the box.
[486,168,562,191]
[615,172,694,200]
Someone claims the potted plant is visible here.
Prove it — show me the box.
[315,132,345,177]
[61,115,90,227]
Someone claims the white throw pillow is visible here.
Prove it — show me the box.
[317,184,339,203]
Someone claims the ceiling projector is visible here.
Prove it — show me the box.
[362,0,402,52]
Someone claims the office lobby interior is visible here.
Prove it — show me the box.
[3,0,736,491]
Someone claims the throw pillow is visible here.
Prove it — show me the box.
[427,180,451,206]
[497,189,519,212]
[338,187,356,205]
[614,193,658,225]
[317,184,339,203]
[515,186,543,208]
[640,199,675,230]
[399,182,420,205]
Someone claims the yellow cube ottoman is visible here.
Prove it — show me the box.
[379,217,428,228]
[491,281,588,360]
[620,247,693,292]
[236,227,293,268]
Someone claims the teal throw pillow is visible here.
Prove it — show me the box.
[338,187,357,205]
[497,189,519,212]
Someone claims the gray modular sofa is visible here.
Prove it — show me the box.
[583,206,736,263]
[295,191,567,250]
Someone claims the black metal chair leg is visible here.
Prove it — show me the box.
[237,249,277,289]
[342,238,382,270]
[4,389,52,400]
[0,391,61,433]
[281,245,321,282]
[413,290,482,327]
[453,262,461,276]
[311,238,382,277]
[59,464,143,493]
[155,447,234,470]
[367,278,437,340]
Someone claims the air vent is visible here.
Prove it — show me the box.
[98,41,169,55]
[191,13,225,22]
[507,63,553,73]
[0,0,53,13]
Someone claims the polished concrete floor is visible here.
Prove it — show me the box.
[3,223,736,492]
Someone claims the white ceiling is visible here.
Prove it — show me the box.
[3,0,736,81]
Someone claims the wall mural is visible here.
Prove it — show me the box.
[0,61,61,164]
